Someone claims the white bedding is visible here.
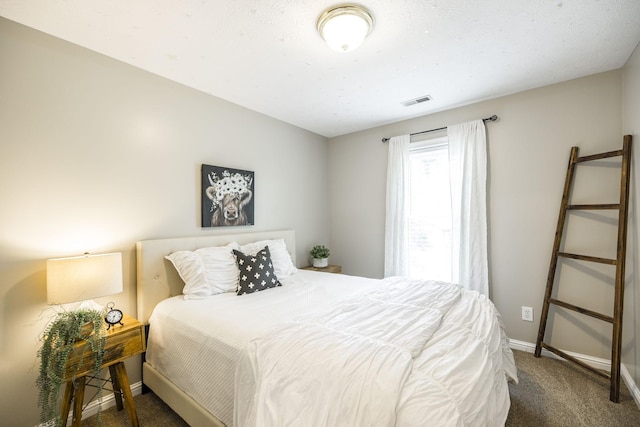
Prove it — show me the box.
[146,271,517,427]
[146,270,380,426]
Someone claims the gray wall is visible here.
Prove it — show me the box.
[329,67,639,381]
[0,18,328,427]
[622,41,640,391]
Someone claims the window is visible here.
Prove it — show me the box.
[408,137,452,282]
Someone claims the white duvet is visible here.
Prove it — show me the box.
[235,277,517,427]
[147,271,517,427]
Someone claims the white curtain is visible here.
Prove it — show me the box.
[447,120,489,296]
[384,135,410,277]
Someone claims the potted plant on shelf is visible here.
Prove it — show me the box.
[37,309,107,427]
[310,245,330,268]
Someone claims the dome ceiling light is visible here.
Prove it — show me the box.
[317,4,374,53]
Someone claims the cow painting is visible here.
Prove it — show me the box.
[202,165,254,227]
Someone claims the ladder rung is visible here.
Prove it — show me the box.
[575,149,624,163]
[558,252,617,265]
[566,203,620,210]
[548,298,614,323]
[540,342,610,380]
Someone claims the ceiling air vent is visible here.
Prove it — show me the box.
[402,95,432,107]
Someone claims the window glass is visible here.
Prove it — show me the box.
[408,138,452,282]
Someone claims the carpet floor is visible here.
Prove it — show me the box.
[82,350,640,426]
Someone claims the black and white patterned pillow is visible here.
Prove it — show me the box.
[232,246,282,295]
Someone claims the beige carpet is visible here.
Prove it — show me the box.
[83,350,640,426]
[506,350,639,427]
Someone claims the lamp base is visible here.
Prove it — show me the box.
[78,299,105,312]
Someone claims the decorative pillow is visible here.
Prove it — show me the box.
[165,250,209,299]
[240,238,297,278]
[233,246,282,295]
[165,242,240,299]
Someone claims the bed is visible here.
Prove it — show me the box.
[136,229,517,427]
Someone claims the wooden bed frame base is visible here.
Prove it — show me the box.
[143,362,225,427]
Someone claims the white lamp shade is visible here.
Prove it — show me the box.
[47,252,123,305]
[318,5,373,53]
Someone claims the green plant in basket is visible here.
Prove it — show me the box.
[36,309,106,427]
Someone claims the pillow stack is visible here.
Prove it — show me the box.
[165,238,297,298]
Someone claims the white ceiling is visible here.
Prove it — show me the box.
[2,1,640,137]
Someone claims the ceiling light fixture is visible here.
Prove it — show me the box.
[317,4,373,53]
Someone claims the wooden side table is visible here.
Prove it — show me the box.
[60,314,146,427]
[302,264,342,274]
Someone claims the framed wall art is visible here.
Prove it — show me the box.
[201,164,254,227]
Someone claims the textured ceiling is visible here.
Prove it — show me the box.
[1,0,640,137]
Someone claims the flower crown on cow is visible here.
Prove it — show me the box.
[207,170,253,211]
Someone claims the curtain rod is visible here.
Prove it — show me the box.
[381,115,498,143]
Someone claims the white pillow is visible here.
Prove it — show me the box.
[165,242,240,299]
[240,238,297,278]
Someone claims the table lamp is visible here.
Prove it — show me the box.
[46,252,123,308]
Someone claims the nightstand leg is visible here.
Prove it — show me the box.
[60,381,74,427]
[113,361,139,427]
[71,376,86,427]
[109,364,124,410]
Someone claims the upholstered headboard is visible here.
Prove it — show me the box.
[136,229,296,324]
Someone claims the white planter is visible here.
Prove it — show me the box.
[313,257,328,268]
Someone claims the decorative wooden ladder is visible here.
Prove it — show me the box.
[534,136,632,403]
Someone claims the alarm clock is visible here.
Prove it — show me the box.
[104,302,124,330]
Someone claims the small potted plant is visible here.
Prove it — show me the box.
[310,245,330,268]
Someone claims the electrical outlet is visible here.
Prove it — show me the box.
[522,306,534,322]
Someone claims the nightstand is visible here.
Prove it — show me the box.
[60,314,146,427]
[303,264,342,274]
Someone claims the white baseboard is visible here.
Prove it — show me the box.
[76,380,143,421]
[621,363,640,409]
[509,339,640,409]
[37,381,143,427]
[39,381,143,427]
[509,339,611,371]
